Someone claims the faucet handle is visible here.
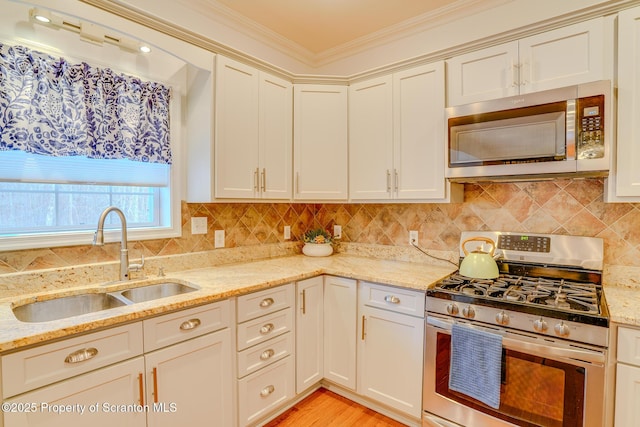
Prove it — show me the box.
[129,253,145,272]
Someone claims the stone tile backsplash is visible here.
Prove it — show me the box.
[1,178,639,274]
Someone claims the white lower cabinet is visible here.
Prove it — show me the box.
[144,329,232,427]
[614,325,640,426]
[3,357,146,427]
[357,281,425,419]
[296,276,324,393]
[236,284,295,426]
[1,301,234,427]
[323,276,357,390]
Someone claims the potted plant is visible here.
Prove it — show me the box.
[302,228,334,257]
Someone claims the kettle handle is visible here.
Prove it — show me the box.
[461,237,496,256]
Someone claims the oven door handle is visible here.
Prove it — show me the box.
[426,315,605,364]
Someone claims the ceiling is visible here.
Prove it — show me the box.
[204,0,470,54]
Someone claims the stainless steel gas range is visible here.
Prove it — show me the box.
[423,231,609,427]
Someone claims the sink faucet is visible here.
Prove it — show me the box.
[93,206,143,281]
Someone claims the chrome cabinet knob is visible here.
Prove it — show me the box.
[446,303,459,315]
[495,311,509,326]
[533,318,548,332]
[462,306,475,319]
[554,322,570,337]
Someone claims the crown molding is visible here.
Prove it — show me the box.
[79,0,639,82]
[311,0,512,67]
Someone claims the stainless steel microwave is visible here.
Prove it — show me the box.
[445,80,611,181]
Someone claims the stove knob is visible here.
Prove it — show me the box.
[554,322,570,338]
[446,303,459,316]
[495,311,509,326]
[462,306,475,319]
[533,318,548,333]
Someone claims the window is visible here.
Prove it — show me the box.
[0,5,192,251]
[0,183,160,235]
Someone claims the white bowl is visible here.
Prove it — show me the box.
[302,243,333,257]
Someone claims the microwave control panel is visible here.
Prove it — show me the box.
[577,95,605,159]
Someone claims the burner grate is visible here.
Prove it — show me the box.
[435,273,601,315]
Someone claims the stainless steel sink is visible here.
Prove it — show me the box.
[12,293,127,323]
[119,282,198,303]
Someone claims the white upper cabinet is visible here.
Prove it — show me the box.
[607,5,640,201]
[350,62,448,201]
[394,64,447,200]
[446,42,520,106]
[446,18,606,106]
[349,75,394,200]
[215,56,292,199]
[293,84,348,200]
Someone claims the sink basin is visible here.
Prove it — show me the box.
[119,282,198,303]
[12,293,127,323]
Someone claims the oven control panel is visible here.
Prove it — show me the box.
[498,234,550,252]
[459,231,604,270]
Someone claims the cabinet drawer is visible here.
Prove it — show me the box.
[237,332,292,378]
[143,300,230,352]
[237,308,293,351]
[359,281,425,317]
[618,326,640,366]
[1,323,143,398]
[237,284,294,323]
[238,356,294,426]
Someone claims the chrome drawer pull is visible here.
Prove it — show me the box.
[260,297,275,307]
[260,349,275,360]
[64,347,98,364]
[260,323,275,335]
[260,385,275,397]
[179,318,201,331]
[384,295,400,304]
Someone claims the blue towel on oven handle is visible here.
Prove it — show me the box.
[448,323,503,409]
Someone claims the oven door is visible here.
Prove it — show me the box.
[423,314,606,427]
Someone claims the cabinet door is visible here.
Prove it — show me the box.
[295,276,324,393]
[612,6,640,198]
[349,76,394,200]
[446,42,519,106]
[215,56,259,198]
[615,364,640,427]
[3,357,146,427]
[260,72,292,199]
[323,276,357,390]
[145,329,233,427]
[293,84,348,200]
[358,305,424,419]
[394,62,446,200]
[519,18,605,94]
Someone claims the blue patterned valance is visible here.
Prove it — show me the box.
[0,43,172,164]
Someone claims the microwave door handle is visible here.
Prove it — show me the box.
[426,315,604,364]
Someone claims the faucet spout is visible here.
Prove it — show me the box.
[94,206,130,281]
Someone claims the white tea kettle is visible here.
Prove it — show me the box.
[459,237,500,279]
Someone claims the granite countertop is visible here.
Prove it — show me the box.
[602,265,640,328]
[2,252,638,354]
[0,254,456,353]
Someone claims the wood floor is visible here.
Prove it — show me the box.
[263,388,408,426]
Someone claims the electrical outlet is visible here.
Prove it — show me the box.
[333,225,342,239]
[214,230,225,248]
[284,225,291,240]
[409,230,419,246]
[191,217,207,235]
